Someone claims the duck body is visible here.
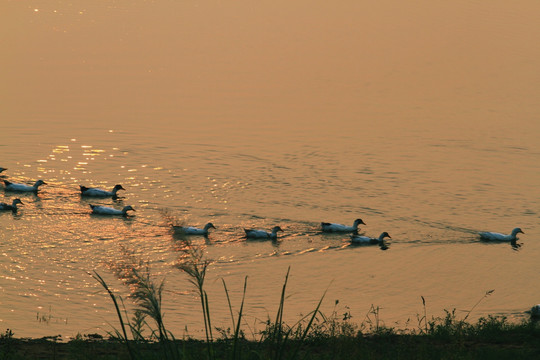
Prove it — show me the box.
[478,228,524,241]
[3,180,46,192]
[322,218,366,233]
[173,222,216,235]
[90,204,135,216]
[350,231,391,245]
[244,226,284,239]
[80,184,125,197]
[0,199,23,212]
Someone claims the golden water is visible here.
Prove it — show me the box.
[1,0,539,338]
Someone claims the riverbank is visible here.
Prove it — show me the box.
[2,316,539,359]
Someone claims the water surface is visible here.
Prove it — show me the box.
[1,0,539,338]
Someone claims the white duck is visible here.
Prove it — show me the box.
[3,179,47,192]
[80,184,125,197]
[0,199,23,212]
[173,222,216,236]
[244,226,284,239]
[350,231,391,245]
[478,228,524,242]
[0,167,7,173]
[90,204,135,216]
[321,218,366,233]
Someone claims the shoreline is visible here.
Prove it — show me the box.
[2,315,540,359]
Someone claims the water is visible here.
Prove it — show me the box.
[1,0,539,339]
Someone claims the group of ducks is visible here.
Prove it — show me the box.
[0,168,526,245]
[1,169,537,320]
[0,174,136,216]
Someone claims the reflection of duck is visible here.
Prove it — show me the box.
[321,219,366,233]
[3,179,46,192]
[350,231,391,245]
[0,167,7,173]
[173,222,216,235]
[80,184,125,197]
[478,228,524,241]
[90,204,135,216]
[244,226,283,239]
[0,198,23,212]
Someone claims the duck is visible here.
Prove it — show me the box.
[3,179,47,192]
[80,184,125,197]
[244,226,284,239]
[0,168,7,173]
[90,204,135,216]
[478,228,524,242]
[0,199,23,212]
[173,222,216,236]
[321,218,366,233]
[350,231,391,245]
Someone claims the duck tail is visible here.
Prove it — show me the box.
[3,180,11,186]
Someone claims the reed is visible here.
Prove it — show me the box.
[94,246,181,360]
[174,230,215,359]
[91,271,136,360]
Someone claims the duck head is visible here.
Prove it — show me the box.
[122,205,136,214]
[12,199,23,206]
[34,180,47,187]
[204,222,216,230]
[354,218,367,226]
[511,228,524,236]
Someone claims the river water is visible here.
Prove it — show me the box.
[1,0,539,339]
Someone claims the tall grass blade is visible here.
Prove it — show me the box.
[233,277,248,360]
[463,289,495,321]
[289,289,327,360]
[91,271,136,360]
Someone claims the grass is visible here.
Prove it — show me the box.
[1,316,539,359]
[2,214,539,359]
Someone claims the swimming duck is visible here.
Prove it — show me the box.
[80,184,125,197]
[3,179,47,192]
[321,218,366,233]
[478,228,524,241]
[244,226,284,239]
[90,204,135,216]
[350,231,391,245]
[0,199,23,212]
[0,168,7,173]
[173,222,216,235]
